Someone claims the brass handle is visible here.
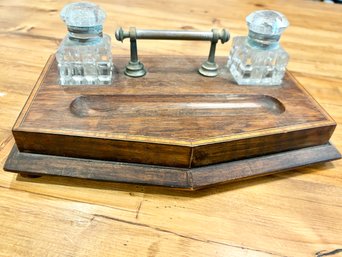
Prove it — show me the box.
[115,27,230,77]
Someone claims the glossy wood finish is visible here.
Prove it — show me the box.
[12,55,336,167]
[1,0,342,256]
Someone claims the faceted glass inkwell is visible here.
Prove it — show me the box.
[56,2,113,85]
[227,10,289,86]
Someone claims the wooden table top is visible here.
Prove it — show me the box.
[0,0,341,256]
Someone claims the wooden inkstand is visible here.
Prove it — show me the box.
[4,28,341,190]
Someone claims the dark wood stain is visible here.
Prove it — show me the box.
[4,143,341,190]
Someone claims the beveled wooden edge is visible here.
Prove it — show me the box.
[13,55,55,130]
[4,143,341,190]
[5,144,191,188]
[14,120,336,147]
[286,71,336,123]
[13,54,336,147]
[190,143,341,189]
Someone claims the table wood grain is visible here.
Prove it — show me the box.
[0,0,341,256]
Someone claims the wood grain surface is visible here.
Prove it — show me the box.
[0,0,342,256]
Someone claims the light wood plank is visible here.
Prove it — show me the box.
[0,0,342,256]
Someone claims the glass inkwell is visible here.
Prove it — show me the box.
[56,2,113,85]
[227,10,289,86]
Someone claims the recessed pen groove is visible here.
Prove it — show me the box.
[70,94,285,118]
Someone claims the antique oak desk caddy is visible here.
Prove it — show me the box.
[4,10,341,189]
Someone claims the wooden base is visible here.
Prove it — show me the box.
[5,55,341,189]
[4,143,341,190]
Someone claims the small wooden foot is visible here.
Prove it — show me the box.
[19,173,42,179]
